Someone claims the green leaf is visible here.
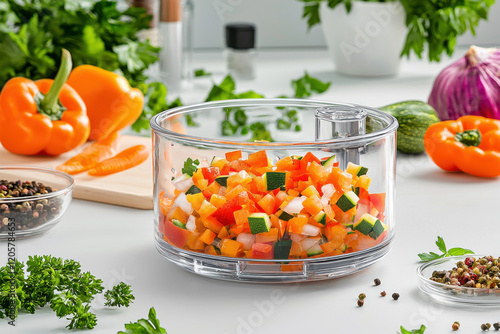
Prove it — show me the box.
[435,236,447,254]
[104,282,135,308]
[447,247,475,256]
[181,158,200,176]
[291,71,331,98]
[118,307,167,334]
[400,324,426,334]
[418,237,474,262]
[193,68,212,77]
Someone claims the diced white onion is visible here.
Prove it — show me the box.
[237,170,250,179]
[237,233,256,250]
[186,215,196,232]
[174,193,193,214]
[283,196,306,214]
[302,224,320,236]
[198,160,210,168]
[290,233,306,243]
[172,174,194,192]
[300,237,320,251]
[321,184,335,199]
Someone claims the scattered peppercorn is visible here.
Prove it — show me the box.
[0,179,61,233]
[358,293,366,301]
[392,293,400,300]
[487,324,492,330]
[357,299,364,307]
[452,321,460,331]
[380,291,386,297]
[374,278,381,286]
[482,323,489,331]
[493,322,500,330]
[430,256,500,289]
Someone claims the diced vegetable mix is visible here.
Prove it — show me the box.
[158,150,387,260]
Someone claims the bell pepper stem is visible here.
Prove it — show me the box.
[39,49,72,118]
[455,129,481,147]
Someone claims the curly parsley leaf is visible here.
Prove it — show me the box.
[399,324,426,334]
[118,307,167,334]
[418,236,474,262]
[104,282,135,308]
[182,158,200,176]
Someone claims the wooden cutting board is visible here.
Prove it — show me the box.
[0,135,153,210]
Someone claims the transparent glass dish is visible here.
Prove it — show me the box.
[0,166,74,239]
[417,255,500,307]
[150,99,398,282]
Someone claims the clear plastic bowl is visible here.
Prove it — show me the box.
[0,166,74,239]
[417,255,500,307]
[150,99,398,282]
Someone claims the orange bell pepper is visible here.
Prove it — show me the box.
[67,65,144,141]
[0,49,90,156]
[424,115,500,177]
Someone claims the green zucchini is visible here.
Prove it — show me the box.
[379,101,440,154]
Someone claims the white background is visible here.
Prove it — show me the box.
[190,0,500,49]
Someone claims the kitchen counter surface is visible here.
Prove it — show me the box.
[3,48,500,334]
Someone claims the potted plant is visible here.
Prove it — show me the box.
[298,0,495,76]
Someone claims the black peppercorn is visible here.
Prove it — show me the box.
[392,293,400,300]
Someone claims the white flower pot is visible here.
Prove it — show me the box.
[320,1,407,77]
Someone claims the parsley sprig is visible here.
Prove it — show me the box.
[0,255,134,330]
[418,236,474,262]
[118,307,167,334]
[400,324,426,334]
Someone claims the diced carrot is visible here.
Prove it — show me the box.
[326,167,354,192]
[320,240,344,254]
[227,171,252,188]
[289,241,303,257]
[56,132,120,175]
[306,161,329,184]
[255,228,278,243]
[206,180,222,194]
[257,193,276,215]
[275,156,294,171]
[247,150,268,168]
[186,192,205,210]
[324,223,348,243]
[159,194,173,216]
[253,166,273,176]
[225,185,249,202]
[234,208,251,227]
[88,144,148,176]
[202,216,223,234]
[197,200,217,218]
[209,194,227,208]
[205,245,218,256]
[254,176,267,193]
[187,232,205,250]
[199,229,216,245]
[302,194,322,216]
[288,215,308,234]
[288,189,300,197]
[171,207,189,223]
[299,152,320,170]
[323,205,336,222]
[228,159,251,172]
[220,239,244,257]
[217,226,229,239]
[212,158,229,170]
[225,150,242,161]
[192,169,204,185]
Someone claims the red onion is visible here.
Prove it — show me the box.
[428,46,500,120]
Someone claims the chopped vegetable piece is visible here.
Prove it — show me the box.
[248,213,271,234]
[263,172,286,191]
[215,175,229,187]
[88,145,149,176]
[335,191,359,212]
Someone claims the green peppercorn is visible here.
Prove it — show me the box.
[358,293,366,300]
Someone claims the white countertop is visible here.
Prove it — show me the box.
[3,48,500,333]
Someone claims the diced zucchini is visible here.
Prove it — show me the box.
[353,213,379,236]
[321,155,336,168]
[368,220,387,240]
[277,210,294,221]
[263,172,286,191]
[211,156,224,166]
[346,162,369,177]
[215,175,228,187]
[353,186,360,197]
[306,243,324,257]
[248,213,271,234]
[185,185,201,195]
[212,237,222,248]
[340,244,347,252]
[343,223,353,229]
[314,211,327,226]
[291,155,303,160]
[172,219,186,229]
[335,191,359,212]
[274,240,292,260]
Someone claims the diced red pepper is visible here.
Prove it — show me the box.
[164,220,190,248]
[251,243,274,259]
[213,197,243,226]
[201,167,220,184]
[300,152,321,171]
[369,193,386,215]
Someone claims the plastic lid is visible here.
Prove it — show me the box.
[225,23,256,50]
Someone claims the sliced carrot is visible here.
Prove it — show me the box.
[87,144,149,176]
[56,132,119,174]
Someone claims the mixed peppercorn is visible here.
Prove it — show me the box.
[0,180,61,232]
[430,256,500,289]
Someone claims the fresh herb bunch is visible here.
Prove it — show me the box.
[418,236,474,262]
[196,72,330,141]
[0,255,134,329]
[0,0,173,133]
[104,281,135,307]
[118,307,167,334]
[297,0,495,62]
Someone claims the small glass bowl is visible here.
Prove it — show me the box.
[0,166,74,239]
[417,255,500,307]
